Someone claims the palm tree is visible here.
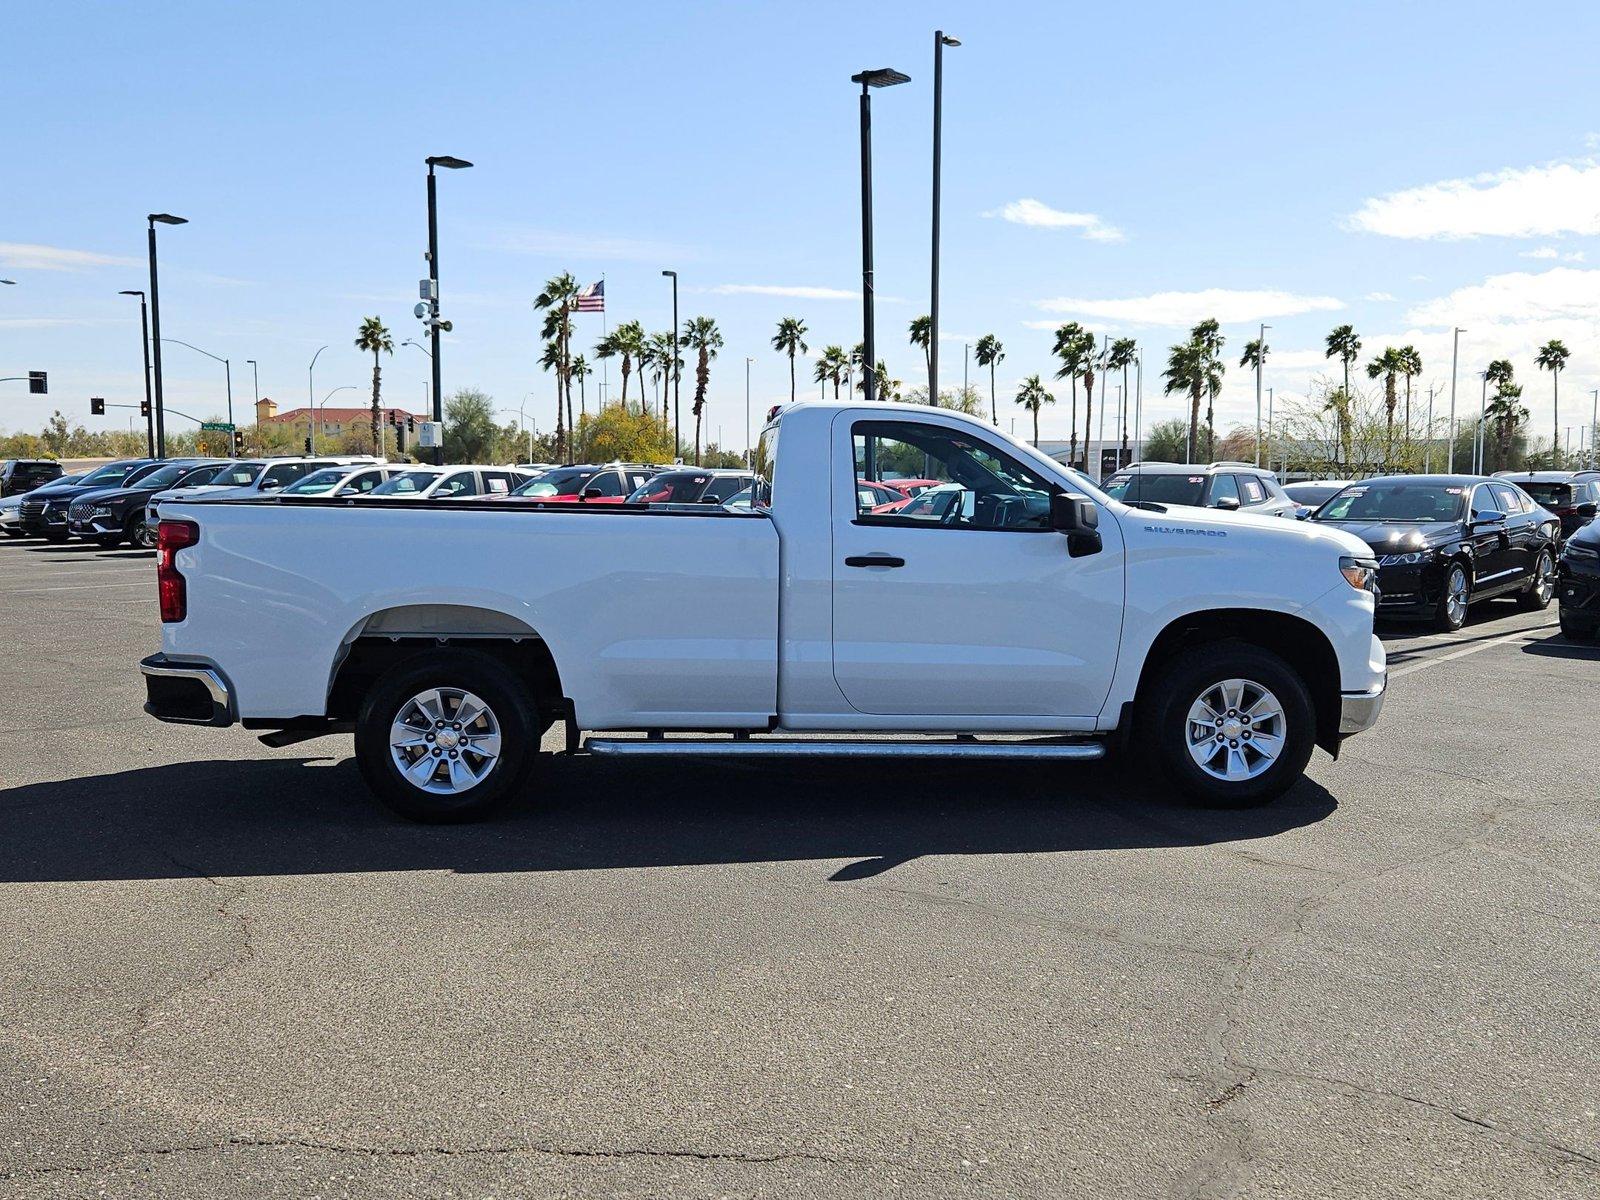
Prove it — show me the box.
[1398,345,1423,449]
[772,317,809,403]
[1052,322,1094,465]
[594,322,644,412]
[353,316,393,451]
[1325,324,1362,403]
[848,343,865,395]
[647,330,681,433]
[636,337,659,419]
[974,334,1004,424]
[811,356,831,399]
[1535,338,1570,465]
[570,354,592,419]
[908,314,932,380]
[1163,330,1223,462]
[1190,320,1225,459]
[1365,346,1408,463]
[875,360,901,402]
[1485,358,1522,470]
[539,338,567,461]
[1107,337,1137,462]
[534,273,581,452]
[1322,386,1353,469]
[818,345,849,399]
[682,316,723,464]
[1015,375,1053,445]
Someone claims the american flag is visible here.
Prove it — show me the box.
[575,279,605,312]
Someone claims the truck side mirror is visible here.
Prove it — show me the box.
[1213,495,1241,511]
[1051,492,1102,557]
[580,486,604,500]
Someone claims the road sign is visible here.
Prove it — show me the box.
[417,421,443,449]
[200,421,236,432]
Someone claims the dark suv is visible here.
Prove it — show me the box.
[0,459,64,497]
[1492,472,1600,542]
[67,459,226,547]
[18,459,158,541]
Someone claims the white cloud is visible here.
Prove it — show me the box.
[1346,157,1600,240]
[1520,245,1585,262]
[0,242,137,272]
[710,284,859,300]
[983,198,1124,242]
[1365,291,1396,302]
[1034,288,1343,327]
[1405,266,1600,327]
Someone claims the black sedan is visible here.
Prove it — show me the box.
[1493,471,1600,541]
[1312,475,1560,631]
[66,459,226,547]
[1557,517,1600,640]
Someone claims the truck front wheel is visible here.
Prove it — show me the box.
[1144,642,1316,808]
[355,649,539,822]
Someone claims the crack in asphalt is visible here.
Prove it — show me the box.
[0,1135,873,1182]
[117,854,258,1056]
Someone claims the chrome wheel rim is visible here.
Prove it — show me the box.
[1445,567,1469,625]
[134,520,155,549]
[1533,552,1554,603]
[388,687,502,795]
[1186,678,1285,782]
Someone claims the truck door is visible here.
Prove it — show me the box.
[829,416,1125,719]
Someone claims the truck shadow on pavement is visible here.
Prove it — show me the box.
[0,754,1336,885]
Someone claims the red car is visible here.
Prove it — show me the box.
[880,477,941,498]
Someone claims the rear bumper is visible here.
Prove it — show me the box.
[140,654,235,726]
[1339,676,1387,736]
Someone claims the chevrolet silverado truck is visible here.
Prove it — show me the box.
[139,401,1387,821]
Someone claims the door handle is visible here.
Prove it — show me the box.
[844,554,905,568]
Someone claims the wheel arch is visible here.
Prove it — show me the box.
[1134,608,1343,755]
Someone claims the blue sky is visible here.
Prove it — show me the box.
[7,0,1600,452]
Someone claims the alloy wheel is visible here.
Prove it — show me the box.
[1533,552,1554,604]
[388,687,502,795]
[1445,566,1469,626]
[1185,677,1286,782]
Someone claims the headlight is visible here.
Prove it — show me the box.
[1340,555,1379,592]
[1564,542,1599,562]
[91,505,114,517]
[1378,551,1430,566]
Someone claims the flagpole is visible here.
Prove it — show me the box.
[600,273,608,407]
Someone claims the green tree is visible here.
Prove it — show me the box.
[908,314,932,378]
[534,272,580,459]
[1052,322,1095,465]
[595,319,647,412]
[1484,359,1524,471]
[1191,320,1225,458]
[1015,374,1053,445]
[570,354,592,419]
[1365,346,1408,463]
[1398,345,1422,447]
[443,388,499,463]
[353,315,394,452]
[1535,338,1570,465]
[1140,417,1188,463]
[539,338,567,461]
[1322,386,1353,469]
[571,401,675,465]
[1164,323,1225,461]
[1325,324,1362,406]
[681,315,724,464]
[974,334,1004,424]
[1106,337,1138,460]
[772,316,808,404]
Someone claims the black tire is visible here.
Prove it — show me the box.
[1433,562,1470,632]
[1143,641,1316,809]
[95,533,125,548]
[354,648,540,822]
[1517,548,1555,611]
[43,532,69,544]
[1559,611,1598,641]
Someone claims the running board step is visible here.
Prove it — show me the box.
[585,737,1105,761]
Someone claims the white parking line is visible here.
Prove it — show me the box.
[1390,622,1555,678]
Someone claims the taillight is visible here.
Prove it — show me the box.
[157,519,199,623]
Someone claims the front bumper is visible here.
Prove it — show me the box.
[1339,677,1387,736]
[140,654,235,726]
[69,512,126,537]
[1374,557,1449,616]
[1558,557,1600,616]
[19,507,66,534]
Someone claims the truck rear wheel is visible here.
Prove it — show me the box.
[355,648,539,822]
[1144,642,1315,808]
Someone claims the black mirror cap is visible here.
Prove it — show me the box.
[1471,509,1507,525]
[580,487,604,500]
[1051,491,1099,533]
[1214,496,1242,511]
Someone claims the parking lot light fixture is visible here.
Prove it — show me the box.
[1448,327,1464,472]
[425,155,473,465]
[662,270,680,456]
[308,345,329,453]
[851,67,910,404]
[119,290,155,457]
[146,213,187,458]
[929,32,959,404]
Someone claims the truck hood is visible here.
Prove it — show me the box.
[1314,519,1459,555]
[1115,501,1372,558]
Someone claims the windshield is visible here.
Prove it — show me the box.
[1104,471,1207,506]
[1285,483,1346,506]
[282,468,349,495]
[1516,482,1573,506]
[513,467,590,497]
[79,461,145,487]
[1315,483,1467,522]
[135,464,191,490]
[372,470,442,496]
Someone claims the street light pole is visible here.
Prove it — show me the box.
[661,269,680,457]
[146,213,187,458]
[425,155,473,464]
[1477,370,1489,474]
[929,31,959,404]
[1255,323,1270,467]
[1425,386,1435,472]
[852,67,911,405]
[745,356,753,469]
[119,290,155,457]
[308,345,328,453]
[1448,327,1463,472]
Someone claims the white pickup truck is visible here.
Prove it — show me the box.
[140,400,1387,820]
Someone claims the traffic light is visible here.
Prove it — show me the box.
[406,416,415,432]
[90,397,106,415]
[304,437,313,454]
[28,371,46,395]
[139,398,151,417]
[232,430,245,454]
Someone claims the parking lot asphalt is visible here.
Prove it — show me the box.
[1,537,1597,1199]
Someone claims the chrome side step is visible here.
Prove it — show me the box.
[585,737,1105,761]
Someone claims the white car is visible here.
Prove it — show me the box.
[367,465,531,500]
[277,464,394,499]
[145,457,381,527]
[139,400,1386,821]
[0,492,23,537]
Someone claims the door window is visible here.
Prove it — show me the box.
[1471,484,1502,516]
[434,472,480,497]
[1491,483,1527,514]
[1238,476,1267,505]
[852,421,1055,531]
[584,470,627,497]
[702,475,749,502]
[346,470,384,494]
[481,471,516,495]
[1207,474,1241,507]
